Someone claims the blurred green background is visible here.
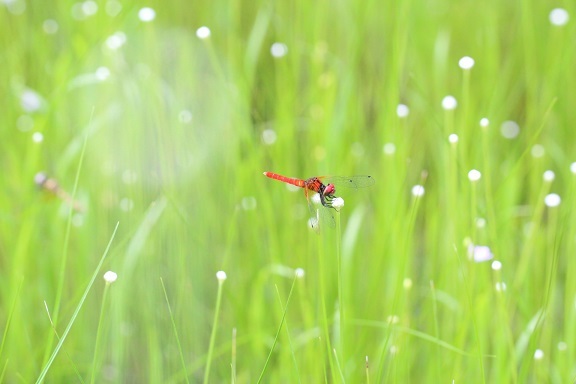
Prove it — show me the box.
[1,0,576,382]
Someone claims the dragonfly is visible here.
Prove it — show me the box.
[35,172,84,213]
[263,171,375,228]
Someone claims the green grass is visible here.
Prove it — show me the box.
[1,0,576,382]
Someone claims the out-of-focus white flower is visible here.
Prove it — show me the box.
[544,193,561,207]
[103,271,118,283]
[216,270,227,281]
[458,56,475,70]
[138,7,156,22]
[196,26,211,39]
[549,8,569,26]
[397,104,409,118]
[501,120,520,139]
[441,95,457,110]
[270,42,288,58]
[411,185,425,197]
[469,244,494,262]
[468,169,482,182]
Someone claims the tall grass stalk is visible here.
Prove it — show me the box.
[256,273,298,384]
[203,271,227,384]
[42,133,89,366]
[316,212,337,380]
[160,278,190,384]
[334,209,344,365]
[36,222,119,384]
[89,276,113,384]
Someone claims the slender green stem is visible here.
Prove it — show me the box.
[257,275,298,384]
[203,274,226,384]
[317,218,336,380]
[90,283,111,384]
[36,222,119,384]
[161,278,190,384]
[335,209,344,364]
[43,132,89,365]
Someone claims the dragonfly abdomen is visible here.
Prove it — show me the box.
[263,172,306,188]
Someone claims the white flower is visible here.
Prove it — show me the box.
[495,282,507,292]
[138,7,156,22]
[468,169,481,182]
[458,56,475,70]
[501,120,520,139]
[396,104,409,118]
[270,42,288,58]
[543,170,555,182]
[441,96,457,110]
[479,118,489,128]
[448,133,458,144]
[491,260,502,271]
[534,349,544,360]
[216,270,227,281]
[469,245,493,262]
[549,8,569,26]
[383,142,396,155]
[544,193,561,207]
[411,185,425,197]
[103,271,118,283]
[295,268,305,278]
[331,197,345,210]
[196,26,211,39]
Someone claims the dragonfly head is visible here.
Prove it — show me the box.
[323,183,336,196]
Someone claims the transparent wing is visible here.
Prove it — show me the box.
[320,175,375,189]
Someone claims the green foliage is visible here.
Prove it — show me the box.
[1,0,575,382]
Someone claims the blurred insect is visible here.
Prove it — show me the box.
[35,172,84,212]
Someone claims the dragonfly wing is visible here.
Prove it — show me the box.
[322,175,375,189]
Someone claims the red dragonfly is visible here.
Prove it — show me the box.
[263,171,374,227]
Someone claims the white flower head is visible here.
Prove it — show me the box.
[103,270,118,283]
[491,260,502,271]
[396,104,409,118]
[468,169,482,182]
[458,56,475,70]
[549,8,569,26]
[495,281,507,292]
[331,197,345,211]
[295,268,305,278]
[383,142,396,155]
[534,349,544,360]
[403,278,413,290]
[441,95,457,110]
[32,132,44,143]
[216,270,227,282]
[501,120,520,139]
[270,42,288,58]
[544,193,561,207]
[480,118,490,128]
[138,7,156,22]
[543,170,555,182]
[468,244,494,262]
[411,184,425,197]
[196,26,211,39]
[448,133,459,144]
